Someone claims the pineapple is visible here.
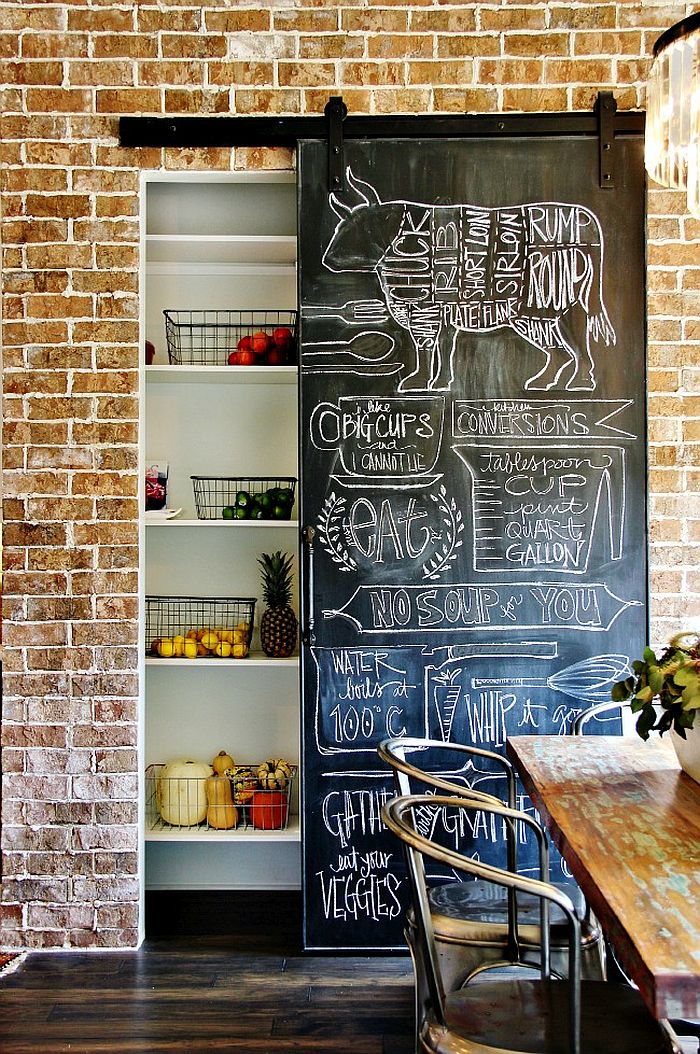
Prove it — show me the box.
[258,551,298,658]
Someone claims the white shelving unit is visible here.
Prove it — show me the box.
[141,172,301,892]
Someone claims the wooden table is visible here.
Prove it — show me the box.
[506,734,700,1020]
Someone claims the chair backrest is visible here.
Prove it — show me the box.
[383,793,582,1054]
[378,736,517,807]
[571,699,628,735]
[378,736,520,875]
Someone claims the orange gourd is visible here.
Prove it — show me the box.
[205,774,238,829]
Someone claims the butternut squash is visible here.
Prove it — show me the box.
[212,750,234,775]
[205,774,238,830]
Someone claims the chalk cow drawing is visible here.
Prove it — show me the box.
[322,170,616,393]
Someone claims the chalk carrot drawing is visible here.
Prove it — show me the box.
[322,169,616,393]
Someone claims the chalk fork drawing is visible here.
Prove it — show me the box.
[323,168,616,394]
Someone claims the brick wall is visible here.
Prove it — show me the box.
[1,0,698,951]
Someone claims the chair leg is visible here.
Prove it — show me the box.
[668,1019,700,1054]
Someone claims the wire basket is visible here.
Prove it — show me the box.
[145,595,256,659]
[146,763,297,831]
[163,309,298,366]
[191,476,297,521]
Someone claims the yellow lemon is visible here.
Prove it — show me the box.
[158,638,174,658]
[215,640,232,658]
[196,642,208,657]
[233,628,248,644]
[219,628,234,644]
[172,635,186,657]
[186,629,198,640]
[200,630,219,651]
[232,642,249,659]
[183,638,198,659]
[236,620,250,633]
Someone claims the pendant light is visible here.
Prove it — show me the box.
[645,10,700,217]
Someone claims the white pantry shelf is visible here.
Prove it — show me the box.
[145,653,299,669]
[146,234,297,266]
[145,364,298,385]
[145,519,299,529]
[145,817,301,844]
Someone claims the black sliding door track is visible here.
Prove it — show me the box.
[120,99,644,149]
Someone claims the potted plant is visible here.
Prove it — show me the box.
[612,631,700,780]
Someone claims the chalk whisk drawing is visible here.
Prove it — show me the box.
[322,169,616,394]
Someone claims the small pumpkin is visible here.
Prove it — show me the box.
[205,774,239,830]
[212,750,234,775]
[158,758,213,826]
[257,758,293,790]
[251,789,288,830]
[227,765,258,804]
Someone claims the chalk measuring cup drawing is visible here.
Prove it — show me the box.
[309,395,445,489]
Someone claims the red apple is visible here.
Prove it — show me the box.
[251,331,272,355]
[237,349,257,366]
[272,327,293,349]
[237,335,253,353]
[145,340,156,365]
[228,351,241,365]
[266,346,289,366]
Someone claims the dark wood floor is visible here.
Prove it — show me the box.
[0,892,415,1053]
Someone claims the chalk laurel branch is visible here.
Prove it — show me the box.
[422,485,464,581]
[318,492,357,572]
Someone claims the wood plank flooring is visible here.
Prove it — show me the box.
[0,892,415,1053]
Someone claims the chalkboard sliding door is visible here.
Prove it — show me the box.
[298,135,647,951]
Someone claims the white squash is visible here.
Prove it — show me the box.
[158,758,213,826]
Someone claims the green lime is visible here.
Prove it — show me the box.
[272,504,289,519]
[235,506,249,519]
[222,506,235,519]
[258,492,272,512]
[277,488,294,506]
[235,490,251,509]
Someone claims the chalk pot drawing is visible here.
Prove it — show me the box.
[309,394,445,488]
[322,169,616,393]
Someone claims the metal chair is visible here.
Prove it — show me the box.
[378,737,605,981]
[383,792,680,1054]
[571,697,630,735]
[378,738,605,1052]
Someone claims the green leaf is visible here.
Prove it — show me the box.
[682,690,700,712]
[634,685,654,705]
[611,678,633,702]
[656,710,674,735]
[632,659,647,675]
[643,646,658,664]
[674,666,698,688]
[648,665,665,694]
[635,705,656,740]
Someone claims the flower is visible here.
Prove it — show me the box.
[612,632,700,740]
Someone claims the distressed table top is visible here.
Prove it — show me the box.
[506,734,700,1020]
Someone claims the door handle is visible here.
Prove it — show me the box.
[301,525,316,646]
